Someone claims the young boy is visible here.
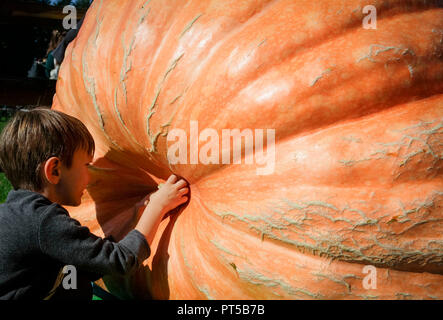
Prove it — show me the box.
[0,108,189,300]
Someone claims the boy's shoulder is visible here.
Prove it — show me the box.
[2,189,52,207]
[0,189,67,222]
[0,190,68,270]
[0,189,73,251]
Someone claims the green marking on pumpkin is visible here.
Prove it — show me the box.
[395,120,437,132]
[237,267,324,299]
[341,135,362,143]
[82,58,103,130]
[146,54,185,153]
[148,115,175,152]
[341,119,442,172]
[310,67,333,87]
[150,131,163,152]
[113,88,124,125]
[356,44,415,64]
[82,22,104,130]
[398,198,435,219]
[118,3,151,108]
[146,88,161,152]
[141,0,152,10]
[180,14,203,38]
[170,94,182,105]
[371,234,443,263]
[214,209,332,256]
[304,200,339,212]
[356,294,379,300]
[257,39,267,47]
[281,216,306,229]
[92,0,103,46]
[179,236,214,300]
[339,158,372,167]
[120,32,135,106]
[312,272,352,293]
[111,2,153,152]
[198,287,214,300]
[71,43,80,73]
[158,110,176,138]
[214,191,443,273]
[80,6,122,151]
[162,53,184,83]
[397,218,443,236]
[147,92,180,152]
[113,88,147,151]
[395,292,413,299]
[210,239,238,257]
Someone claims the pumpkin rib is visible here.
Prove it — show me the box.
[138,10,211,154]
[111,6,149,149]
[182,93,442,186]
[135,0,278,150]
[195,186,443,275]
[272,93,443,151]
[108,7,159,155]
[134,0,277,146]
[162,98,425,183]
[190,95,442,275]
[164,8,442,171]
[158,193,442,299]
[76,0,440,165]
[206,1,435,101]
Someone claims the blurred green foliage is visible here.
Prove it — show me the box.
[0,118,12,203]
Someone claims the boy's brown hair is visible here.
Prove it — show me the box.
[0,108,95,192]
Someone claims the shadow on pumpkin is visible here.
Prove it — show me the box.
[99,206,187,300]
[85,149,190,299]
[145,206,184,300]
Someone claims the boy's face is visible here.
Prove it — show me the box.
[57,149,93,207]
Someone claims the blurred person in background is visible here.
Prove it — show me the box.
[51,16,84,79]
[44,29,65,79]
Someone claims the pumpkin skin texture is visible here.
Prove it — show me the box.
[52,0,443,299]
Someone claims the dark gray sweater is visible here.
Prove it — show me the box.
[0,189,150,300]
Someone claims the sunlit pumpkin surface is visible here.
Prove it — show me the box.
[53,0,442,299]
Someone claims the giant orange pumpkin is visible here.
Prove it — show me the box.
[52,0,443,299]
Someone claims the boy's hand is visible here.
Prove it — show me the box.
[148,175,189,215]
[135,175,189,246]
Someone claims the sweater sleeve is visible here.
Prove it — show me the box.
[38,204,150,276]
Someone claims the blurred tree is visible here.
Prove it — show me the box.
[73,0,91,9]
[22,0,91,9]
[0,0,89,79]
[54,0,74,6]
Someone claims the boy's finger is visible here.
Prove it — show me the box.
[178,187,189,194]
[175,179,187,189]
[166,174,177,184]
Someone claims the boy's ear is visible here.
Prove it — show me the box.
[42,157,62,185]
